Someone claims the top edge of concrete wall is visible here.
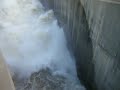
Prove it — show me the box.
[81,0,120,5]
[99,0,120,4]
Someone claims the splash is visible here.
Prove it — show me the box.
[0,0,86,89]
[0,0,77,80]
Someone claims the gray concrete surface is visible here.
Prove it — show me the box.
[81,0,120,90]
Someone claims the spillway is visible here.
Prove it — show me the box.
[0,0,85,90]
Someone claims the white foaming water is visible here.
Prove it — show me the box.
[0,0,77,80]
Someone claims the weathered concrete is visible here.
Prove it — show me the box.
[40,0,120,90]
[81,0,120,90]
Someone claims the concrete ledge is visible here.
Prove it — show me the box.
[0,53,15,90]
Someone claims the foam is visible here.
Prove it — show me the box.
[0,0,77,80]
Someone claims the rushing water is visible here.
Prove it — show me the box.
[0,0,85,89]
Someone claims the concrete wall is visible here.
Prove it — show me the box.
[0,53,15,90]
[81,0,120,90]
[40,0,120,90]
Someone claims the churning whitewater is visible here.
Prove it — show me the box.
[0,0,85,89]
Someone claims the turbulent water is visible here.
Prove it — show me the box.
[0,0,85,90]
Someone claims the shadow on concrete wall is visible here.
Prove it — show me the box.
[40,0,97,89]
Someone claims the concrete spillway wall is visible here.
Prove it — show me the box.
[40,0,120,90]
[81,0,120,90]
